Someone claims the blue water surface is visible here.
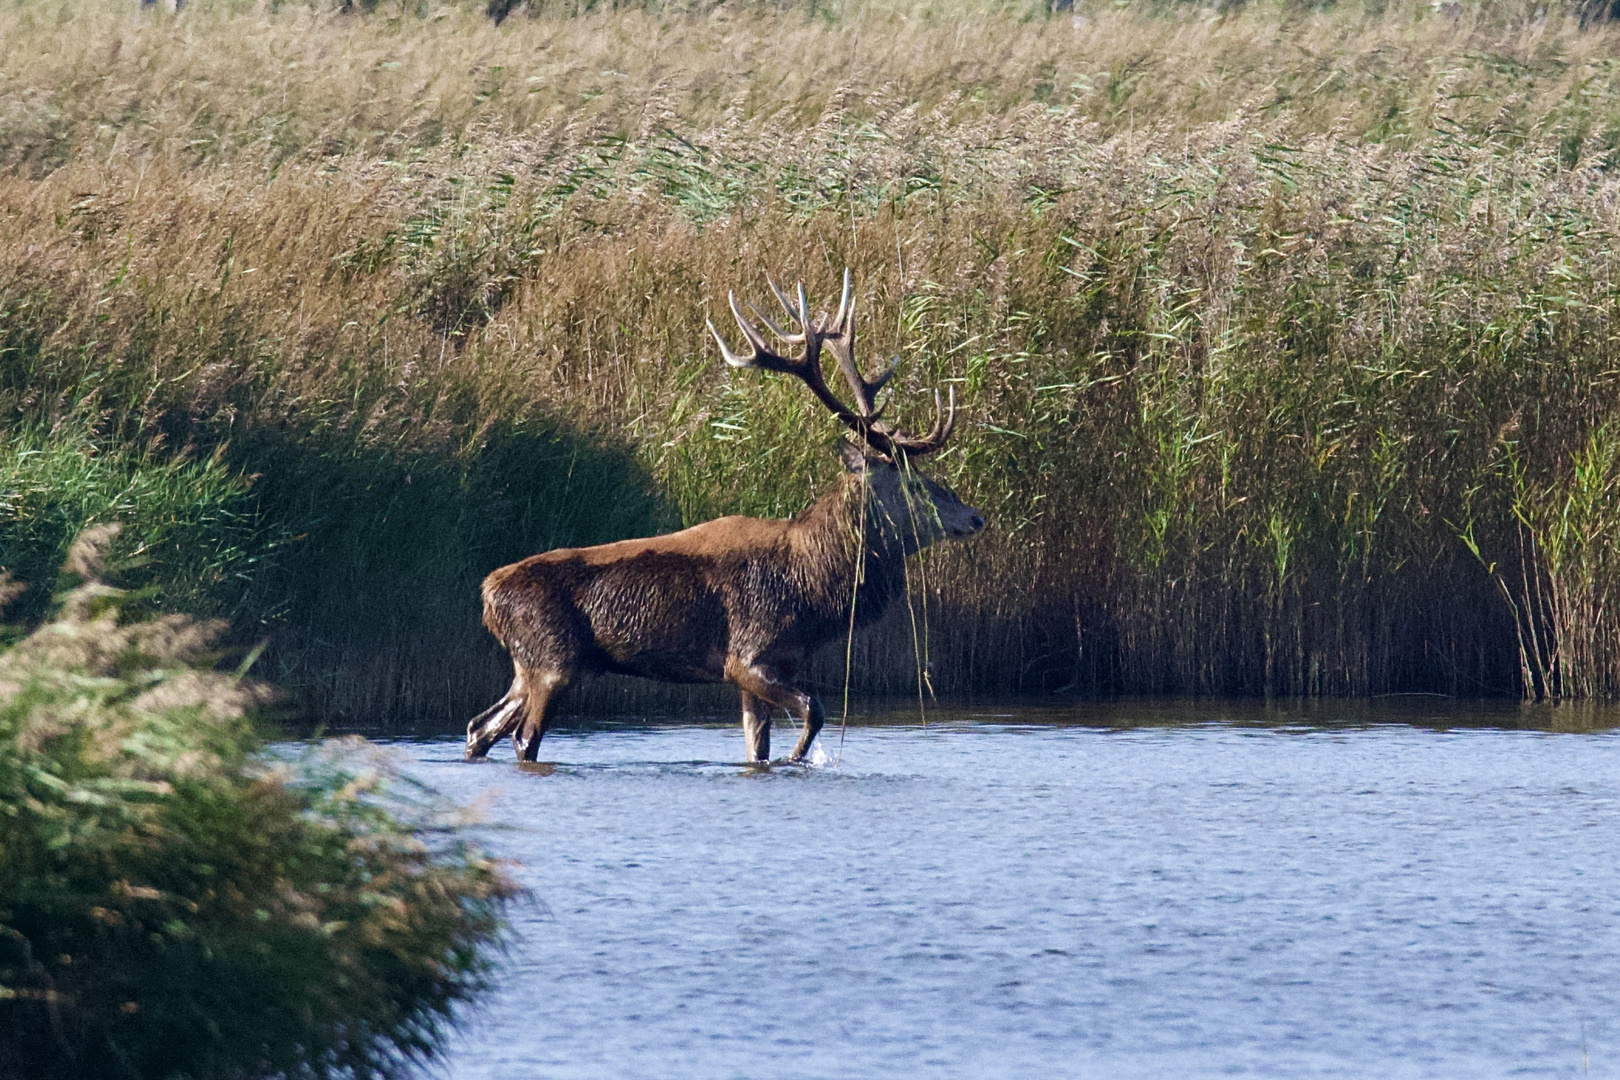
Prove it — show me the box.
[392,706,1620,1079]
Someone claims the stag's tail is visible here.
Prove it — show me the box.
[480,559,583,675]
[480,565,520,651]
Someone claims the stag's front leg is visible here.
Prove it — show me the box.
[725,659,824,763]
[786,692,826,762]
[739,689,771,763]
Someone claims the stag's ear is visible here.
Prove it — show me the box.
[839,439,877,473]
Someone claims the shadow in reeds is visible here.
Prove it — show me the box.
[224,416,678,730]
[0,410,711,731]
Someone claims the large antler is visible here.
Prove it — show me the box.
[706,269,956,461]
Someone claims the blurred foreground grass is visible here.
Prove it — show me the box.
[0,527,514,1079]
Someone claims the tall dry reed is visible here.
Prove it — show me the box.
[6,0,1620,720]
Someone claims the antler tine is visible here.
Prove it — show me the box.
[746,300,803,344]
[892,386,957,456]
[867,354,898,402]
[830,268,853,335]
[707,295,758,369]
[767,278,803,331]
[837,354,897,421]
[705,318,742,366]
[711,291,801,373]
[823,292,895,420]
[727,292,779,361]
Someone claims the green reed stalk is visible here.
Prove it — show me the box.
[6,0,1620,721]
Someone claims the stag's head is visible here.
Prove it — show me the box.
[708,270,985,553]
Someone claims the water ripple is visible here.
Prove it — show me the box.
[382,712,1620,1079]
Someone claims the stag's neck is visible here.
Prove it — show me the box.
[788,473,907,628]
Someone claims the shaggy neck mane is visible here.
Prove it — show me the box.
[788,471,907,629]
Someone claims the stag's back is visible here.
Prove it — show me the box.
[480,515,802,681]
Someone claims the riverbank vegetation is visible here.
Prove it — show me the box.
[5,0,1620,720]
[0,527,513,1078]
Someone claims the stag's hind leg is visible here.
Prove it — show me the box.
[512,668,570,762]
[726,659,824,763]
[466,669,528,761]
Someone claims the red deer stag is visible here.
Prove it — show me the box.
[465,271,984,764]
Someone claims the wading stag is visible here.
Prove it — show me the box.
[465,271,984,764]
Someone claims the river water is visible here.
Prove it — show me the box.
[391,703,1620,1079]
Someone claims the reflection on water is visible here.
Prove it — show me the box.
[389,704,1620,1079]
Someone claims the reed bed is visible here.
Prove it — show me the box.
[5,0,1620,724]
